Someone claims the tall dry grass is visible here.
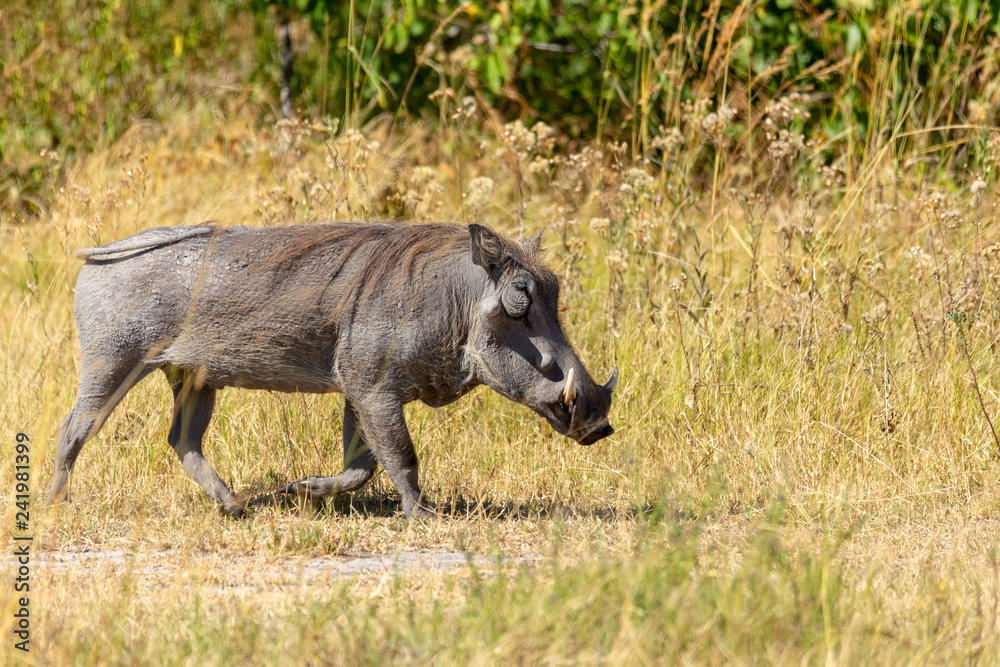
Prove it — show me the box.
[1,96,1000,661]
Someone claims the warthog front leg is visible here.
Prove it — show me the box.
[284,395,435,519]
[168,372,242,518]
[355,397,436,520]
[280,398,377,499]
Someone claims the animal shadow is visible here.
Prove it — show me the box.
[240,482,644,523]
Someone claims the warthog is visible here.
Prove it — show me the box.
[49,222,617,518]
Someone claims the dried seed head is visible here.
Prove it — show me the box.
[589,217,610,233]
[464,176,494,210]
[607,250,628,272]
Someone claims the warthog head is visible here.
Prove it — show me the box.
[467,224,617,445]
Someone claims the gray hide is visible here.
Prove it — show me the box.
[49,222,618,518]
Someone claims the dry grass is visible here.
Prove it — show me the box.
[4,103,1000,663]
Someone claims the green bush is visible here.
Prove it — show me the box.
[4,0,999,218]
[253,0,999,149]
[0,0,268,216]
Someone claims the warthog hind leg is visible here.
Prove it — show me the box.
[49,359,156,504]
[168,370,242,517]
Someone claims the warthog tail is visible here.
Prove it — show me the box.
[76,225,216,259]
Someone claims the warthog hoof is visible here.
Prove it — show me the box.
[279,477,335,498]
[406,503,439,521]
[221,503,246,519]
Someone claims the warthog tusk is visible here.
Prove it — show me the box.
[562,367,576,406]
[604,366,619,394]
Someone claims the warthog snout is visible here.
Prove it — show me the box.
[541,365,617,446]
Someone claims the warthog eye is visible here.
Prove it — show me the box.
[502,281,531,318]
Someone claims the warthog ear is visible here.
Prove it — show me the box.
[469,223,505,272]
[524,228,544,257]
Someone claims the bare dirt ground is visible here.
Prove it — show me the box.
[12,507,997,604]
[8,547,541,597]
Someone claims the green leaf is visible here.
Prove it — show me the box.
[845,23,861,54]
[485,53,502,93]
[393,23,409,51]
